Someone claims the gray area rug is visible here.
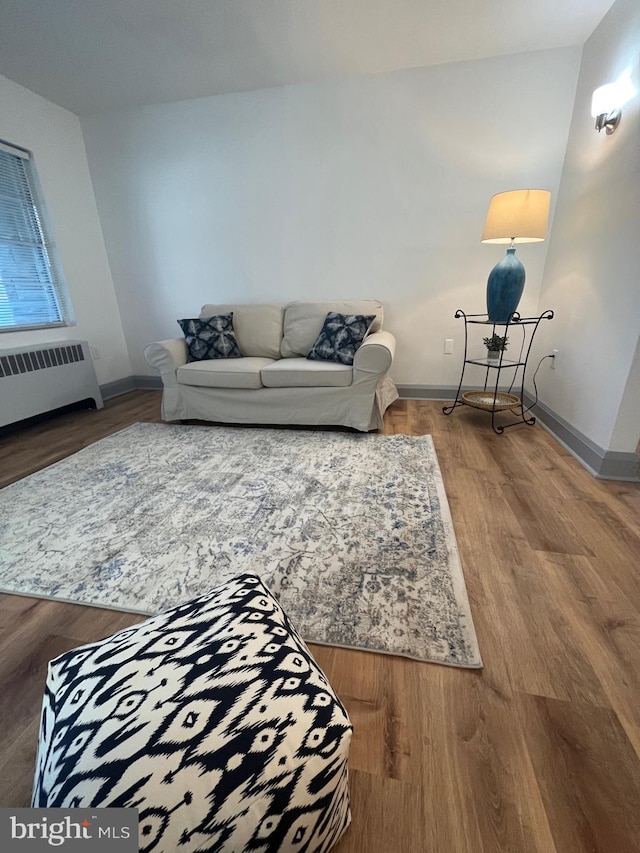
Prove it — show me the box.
[0,423,481,667]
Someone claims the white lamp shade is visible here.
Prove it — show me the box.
[591,84,618,117]
[481,189,551,244]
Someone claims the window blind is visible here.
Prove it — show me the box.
[0,142,74,331]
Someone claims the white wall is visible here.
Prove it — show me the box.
[536,0,640,453]
[0,75,130,385]
[81,47,581,381]
[610,337,640,452]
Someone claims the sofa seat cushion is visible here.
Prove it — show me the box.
[281,300,383,358]
[261,358,353,388]
[199,304,284,359]
[32,573,353,853]
[178,357,275,389]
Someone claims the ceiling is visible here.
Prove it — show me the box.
[0,0,616,116]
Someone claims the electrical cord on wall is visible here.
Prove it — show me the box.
[522,353,555,414]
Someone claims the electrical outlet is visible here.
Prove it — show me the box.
[444,338,454,355]
[90,345,101,360]
[550,349,558,369]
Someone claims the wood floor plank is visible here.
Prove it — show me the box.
[333,771,431,853]
[517,693,640,853]
[0,631,71,743]
[495,551,612,706]
[502,487,596,556]
[560,499,640,607]
[0,718,41,808]
[0,393,638,852]
[433,673,558,853]
[532,554,640,759]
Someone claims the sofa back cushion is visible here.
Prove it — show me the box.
[199,303,284,359]
[281,300,384,358]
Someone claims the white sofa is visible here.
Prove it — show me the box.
[144,300,398,431]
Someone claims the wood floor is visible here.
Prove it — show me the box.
[1,391,639,852]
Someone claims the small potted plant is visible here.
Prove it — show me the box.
[482,333,508,360]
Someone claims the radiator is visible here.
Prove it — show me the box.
[0,340,104,428]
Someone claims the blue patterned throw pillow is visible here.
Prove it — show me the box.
[307,312,375,365]
[32,574,353,853]
[178,313,243,361]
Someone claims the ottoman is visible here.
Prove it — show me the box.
[32,573,353,852]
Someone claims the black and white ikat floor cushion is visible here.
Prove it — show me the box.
[32,574,353,852]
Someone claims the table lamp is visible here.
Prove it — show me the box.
[481,189,551,322]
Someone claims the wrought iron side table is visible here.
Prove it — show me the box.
[442,309,554,434]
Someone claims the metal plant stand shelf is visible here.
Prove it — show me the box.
[443,309,553,434]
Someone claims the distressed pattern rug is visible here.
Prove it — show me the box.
[0,423,481,667]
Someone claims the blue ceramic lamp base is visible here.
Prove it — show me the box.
[486,247,525,323]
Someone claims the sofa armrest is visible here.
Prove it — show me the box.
[144,338,188,387]
[353,330,396,376]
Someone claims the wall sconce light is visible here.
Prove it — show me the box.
[591,84,622,134]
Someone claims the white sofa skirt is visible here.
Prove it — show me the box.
[160,372,398,431]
